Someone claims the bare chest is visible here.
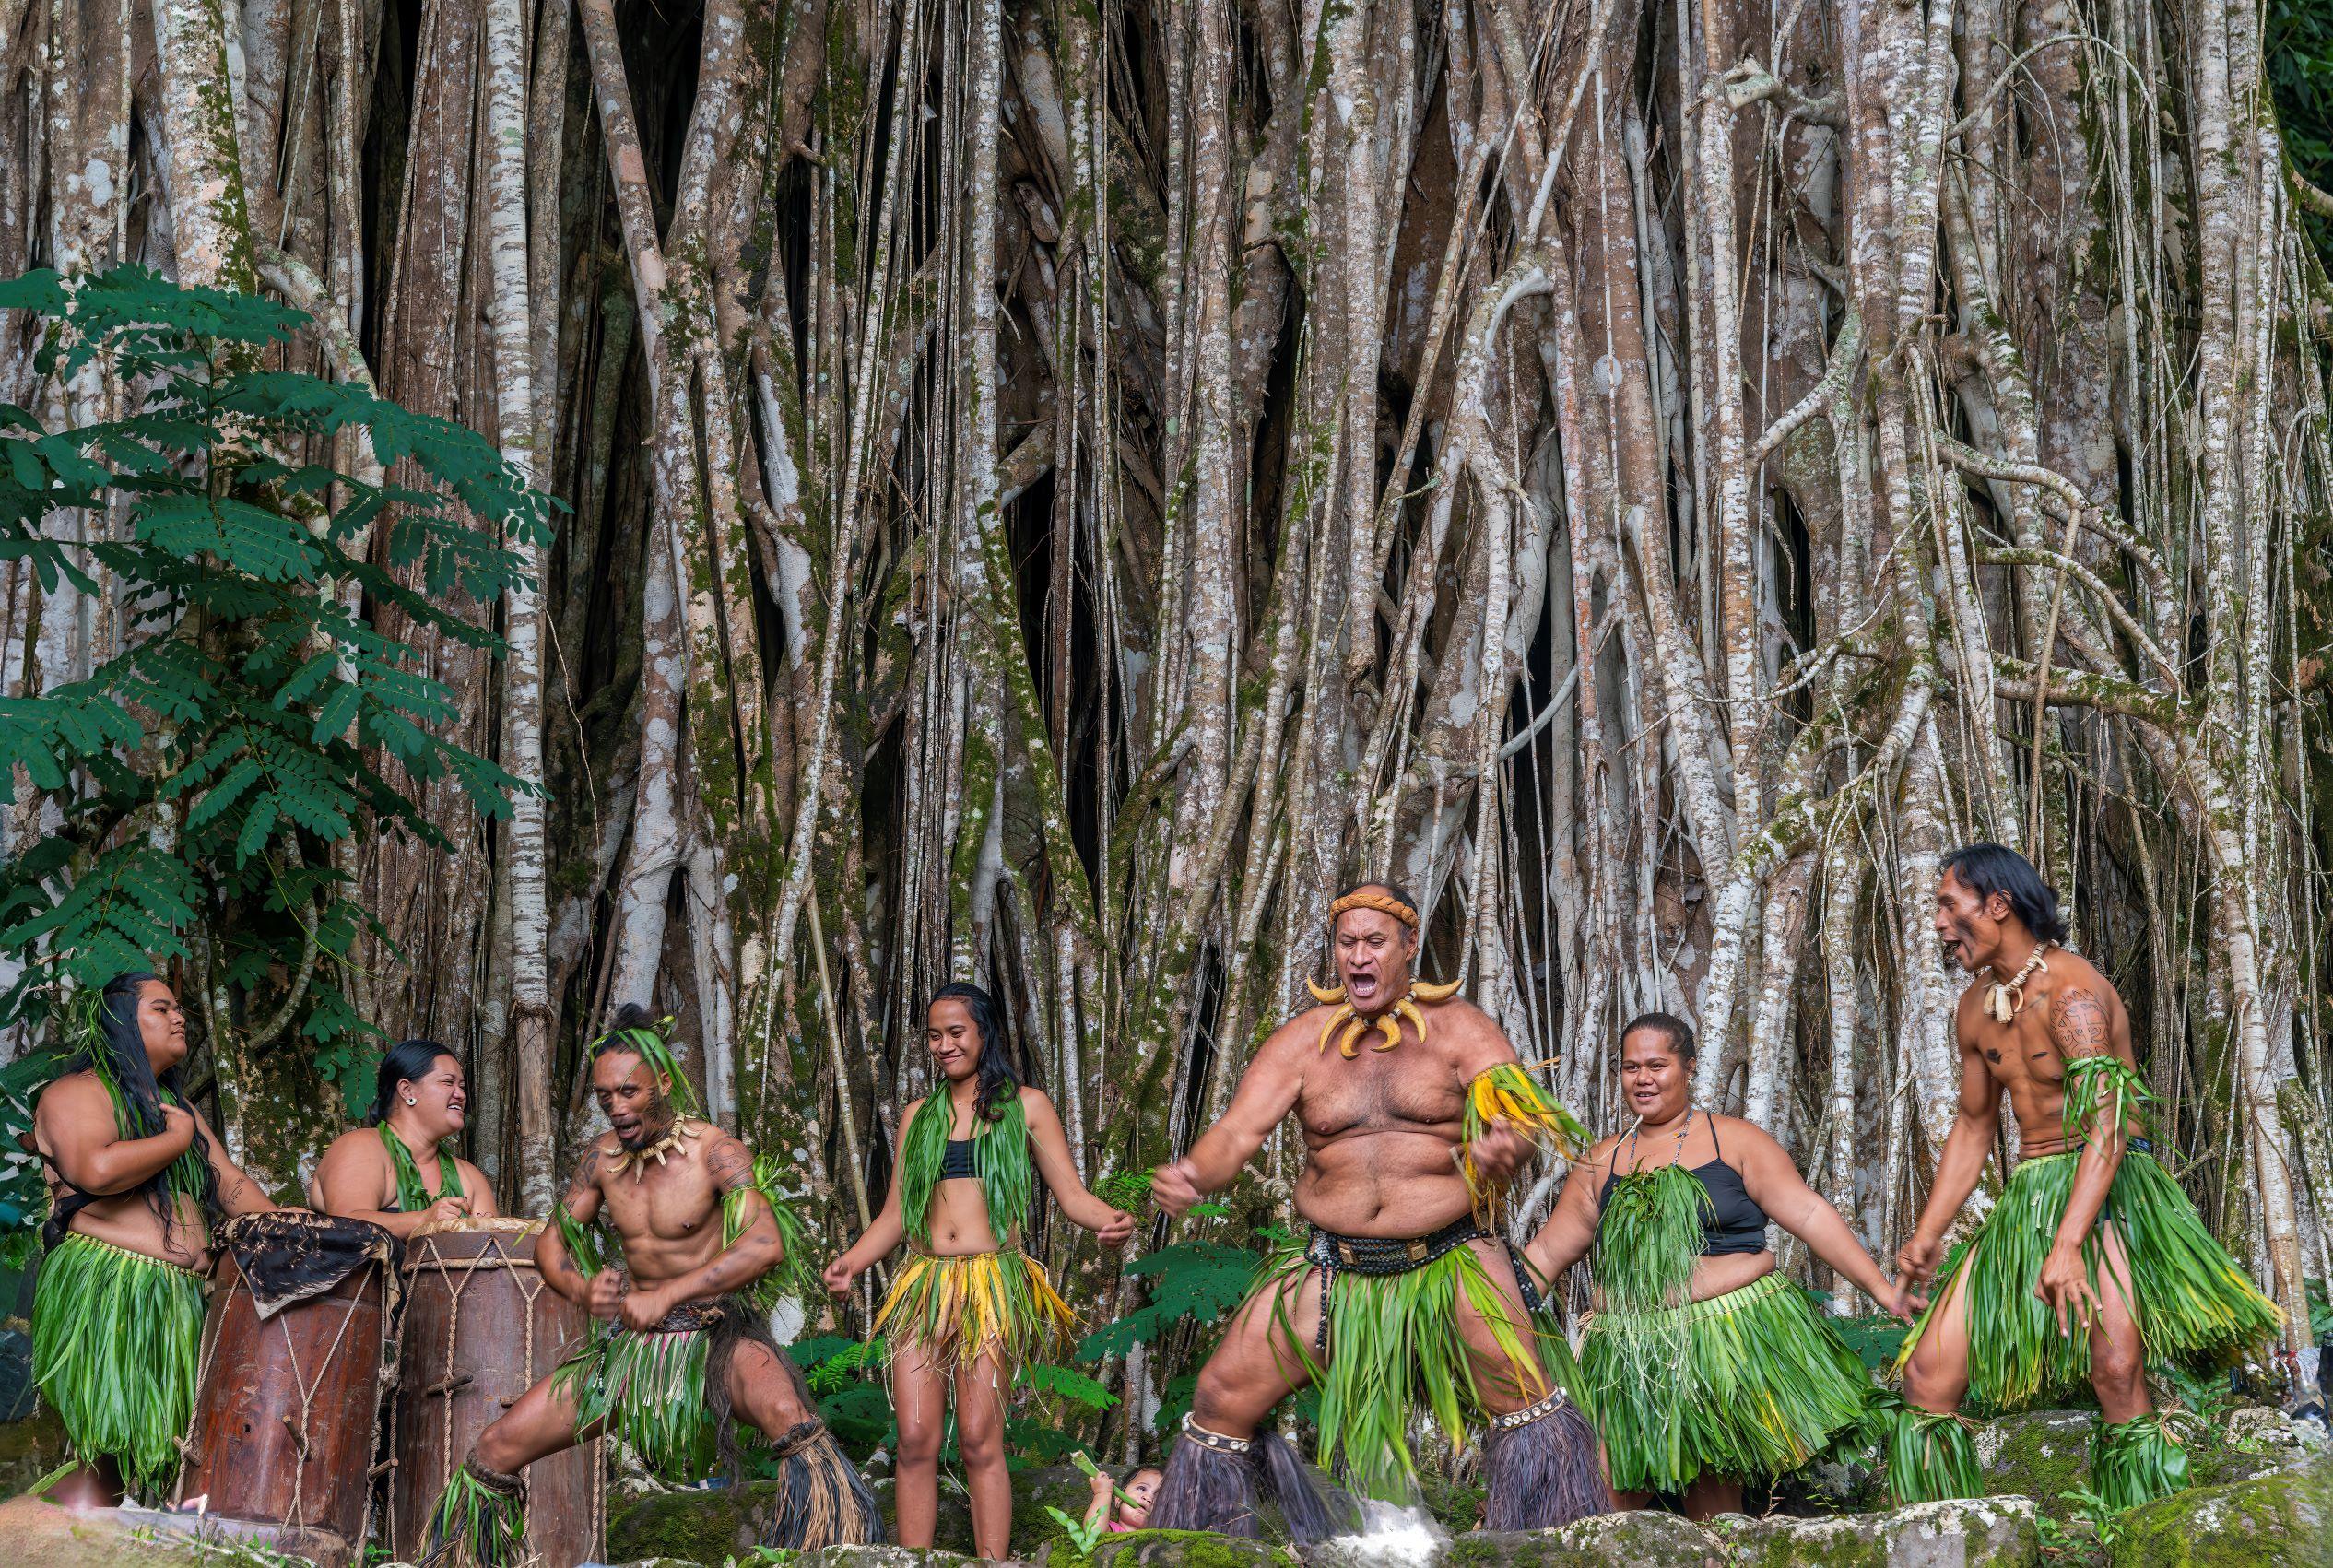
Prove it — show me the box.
[594,1156,720,1244]
[1299,1047,1463,1142]
[1971,1006,2063,1090]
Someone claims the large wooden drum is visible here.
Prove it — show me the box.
[176,1211,394,1565]
[389,1218,603,1568]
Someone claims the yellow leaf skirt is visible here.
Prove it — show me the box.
[873,1248,1077,1374]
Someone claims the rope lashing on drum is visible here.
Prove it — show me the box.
[406,1218,604,1560]
[184,1255,381,1532]
[403,1223,560,1561]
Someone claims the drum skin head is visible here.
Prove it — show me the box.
[411,1216,543,1239]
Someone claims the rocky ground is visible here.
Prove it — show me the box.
[0,1408,2324,1565]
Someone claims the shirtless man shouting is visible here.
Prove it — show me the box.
[423,1008,878,1564]
[1147,884,1608,1539]
[1889,843,2280,1511]
[30,971,277,1507]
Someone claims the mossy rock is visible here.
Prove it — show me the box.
[799,1548,979,1568]
[1709,1496,2041,1566]
[607,1483,766,1562]
[1442,1512,1727,1568]
[2107,1450,2333,1567]
[1073,1527,1299,1568]
[1004,1464,1120,1555]
[1976,1409,2095,1518]
[609,1465,1113,1564]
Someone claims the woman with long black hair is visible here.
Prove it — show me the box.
[29,971,277,1507]
[823,984,1136,1560]
[311,1039,499,1235]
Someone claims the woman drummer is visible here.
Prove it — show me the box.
[312,1039,499,1235]
[823,984,1136,1560]
[1525,1012,1916,1519]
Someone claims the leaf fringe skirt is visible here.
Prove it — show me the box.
[553,1317,720,1483]
[872,1249,1076,1375]
[1891,1149,2282,1414]
[1260,1232,1558,1503]
[1579,1270,1876,1495]
[31,1231,207,1502]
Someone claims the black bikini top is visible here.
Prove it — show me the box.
[1597,1114,1771,1256]
[940,1138,978,1181]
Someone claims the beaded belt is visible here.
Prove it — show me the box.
[1303,1215,1486,1276]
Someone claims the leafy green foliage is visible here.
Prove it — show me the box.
[1093,1169,1153,1210]
[1804,1289,1911,1372]
[2271,0,2333,249]
[1075,1240,1264,1360]
[786,1335,896,1454]
[1043,1503,1108,1556]
[0,265,549,1094]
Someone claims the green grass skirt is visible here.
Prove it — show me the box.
[1578,1270,1877,1495]
[31,1232,207,1502]
[553,1320,718,1484]
[1893,1149,2281,1414]
[1260,1234,1558,1503]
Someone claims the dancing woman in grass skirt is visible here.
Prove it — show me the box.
[824,984,1136,1561]
[1891,844,2281,1512]
[1526,1014,1917,1520]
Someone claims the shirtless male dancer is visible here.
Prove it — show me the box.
[1890,843,2280,1510]
[1148,883,1608,1538]
[30,972,277,1507]
[424,1008,878,1564]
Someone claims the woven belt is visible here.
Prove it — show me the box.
[647,1297,725,1333]
[1303,1215,1486,1276]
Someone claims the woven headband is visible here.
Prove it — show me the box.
[1329,889,1418,928]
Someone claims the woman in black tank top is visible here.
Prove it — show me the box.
[1524,1013,1918,1520]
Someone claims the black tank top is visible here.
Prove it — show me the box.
[940,1138,977,1180]
[1597,1116,1770,1256]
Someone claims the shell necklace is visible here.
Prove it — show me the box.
[1985,943,2052,1024]
[607,1117,702,1181]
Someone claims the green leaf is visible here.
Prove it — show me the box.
[1020,1362,1119,1410]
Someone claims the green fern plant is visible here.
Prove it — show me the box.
[0,265,548,1104]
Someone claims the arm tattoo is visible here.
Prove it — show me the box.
[561,1146,603,1210]
[2048,985,2113,1060]
[704,1136,757,1195]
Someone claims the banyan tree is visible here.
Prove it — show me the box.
[2,0,2328,1435]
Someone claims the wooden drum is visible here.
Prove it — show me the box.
[389,1218,603,1568]
[176,1212,395,1565]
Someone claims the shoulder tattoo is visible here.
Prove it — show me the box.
[2048,984,2113,1059]
[562,1145,604,1205]
[703,1135,758,1194]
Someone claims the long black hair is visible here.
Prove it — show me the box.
[368,1038,460,1126]
[57,972,221,1249]
[928,982,1018,1125]
[1940,842,2070,945]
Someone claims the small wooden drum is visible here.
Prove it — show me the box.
[177,1211,395,1565]
[388,1218,602,1568]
